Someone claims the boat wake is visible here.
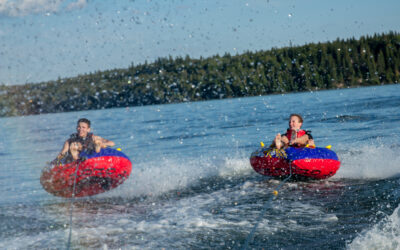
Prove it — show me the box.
[335,144,400,180]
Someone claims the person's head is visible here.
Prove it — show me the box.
[289,114,303,130]
[76,118,91,137]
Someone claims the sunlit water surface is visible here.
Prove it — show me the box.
[1,85,400,249]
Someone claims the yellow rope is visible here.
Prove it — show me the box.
[264,148,287,159]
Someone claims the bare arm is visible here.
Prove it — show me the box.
[93,135,115,148]
[57,140,70,159]
[271,134,289,149]
[281,135,289,146]
[307,139,315,147]
[290,134,310,146]
[101,138,115,148]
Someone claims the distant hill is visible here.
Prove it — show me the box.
[1,31,399,117]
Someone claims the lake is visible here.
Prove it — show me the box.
[0,84,399,249]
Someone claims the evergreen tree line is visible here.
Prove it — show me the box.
[0,32,399,117]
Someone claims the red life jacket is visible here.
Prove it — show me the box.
[285,129,306,142]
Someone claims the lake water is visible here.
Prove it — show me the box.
[1,84,400,249]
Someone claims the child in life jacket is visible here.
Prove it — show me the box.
[272,114,315,150]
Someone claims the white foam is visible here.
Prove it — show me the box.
[348,205,400,249]
[335,144,400,180]
[101,143,400,199]
[101,154,252,198]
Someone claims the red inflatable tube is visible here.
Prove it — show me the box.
[41,148,132,198]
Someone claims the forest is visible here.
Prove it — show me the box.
[0,32,399,117]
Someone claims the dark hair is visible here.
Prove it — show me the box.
[77,118,91,127]
[290,114,303,123]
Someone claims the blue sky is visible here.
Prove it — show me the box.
[1,0,399,85]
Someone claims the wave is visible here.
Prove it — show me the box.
[100,153,252,198]
[321,114,378,123]
[103,142,400,198]
[334,144,400,180]
[347,204,400,249]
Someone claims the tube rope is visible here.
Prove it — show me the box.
[241,162,293,250]
[66,161,80,250]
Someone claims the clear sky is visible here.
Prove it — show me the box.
[1,0,399,85]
